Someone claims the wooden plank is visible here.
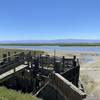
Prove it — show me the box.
[0,69,14,80]
[51,73,86,100]
[15,65,28,72]
[0,64,28,80]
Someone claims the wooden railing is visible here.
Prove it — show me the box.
[50,73,86,100]
[0,52,25,74]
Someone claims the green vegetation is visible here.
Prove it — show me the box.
[1,43,100,46]
[0,48,44,58]
[59,43,100,46]
[0,87,40,100]
[0,43,57,46]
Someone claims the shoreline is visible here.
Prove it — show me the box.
[1,43,100,46]
[0,46,100,55]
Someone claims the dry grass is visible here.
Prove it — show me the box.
[0,48,44,58]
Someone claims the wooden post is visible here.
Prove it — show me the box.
[76,59,80,87]
[13,52,17,73]
[40,54,42,68]
[54,49,56,57]
[54,61,61,73]
[14,51,17,62]
[73,56,76,66]
[8,52,11,64]
[29,51,32,61]
[41,55,44,69]
[27,51,32,68]
[46,55,49,69]
[62,56,65,71]
[2,54,7,63]
[29,51,32,67]
[21,52,25,64]
[34,58,39,69]
[39,54,44,69]
[54,50,56,68]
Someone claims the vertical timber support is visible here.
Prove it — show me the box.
[62,56,65,72]
[8,52,11,62]
[54,61,61,73]
[73,56,76,66]
[27,51,32,68]
[40,54,43,69]
[2,54,7,64]
[53,50,56,69]
[21,52,25,64]
[76,59,80,87]
[73,56,79,87]
[13,52,17,73]
[34,58,39,70]
[46,55,50,69]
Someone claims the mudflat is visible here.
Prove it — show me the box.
[46,50,100,100]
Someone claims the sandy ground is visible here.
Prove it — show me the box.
[46,50,100,100]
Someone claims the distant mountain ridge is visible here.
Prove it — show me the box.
[0,39,100,43]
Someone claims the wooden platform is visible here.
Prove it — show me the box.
[0,64,28,83]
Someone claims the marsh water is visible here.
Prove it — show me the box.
[0,46,100,53]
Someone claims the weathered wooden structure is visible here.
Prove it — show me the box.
[0,51,86,100]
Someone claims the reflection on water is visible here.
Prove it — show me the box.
[80,55,93,63]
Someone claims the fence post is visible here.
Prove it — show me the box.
[41,55,44,69]
[54,61,61,73]
[34,58,39,70]
[21,52,25,64]
[8,52,11,65]
[73,56,76,66]
[76,59,80,87]
[27,51,32,68]
[62,56,65,71]
[46,55,50,69]
[2,54,7,64]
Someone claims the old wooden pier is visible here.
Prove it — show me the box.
[0,51,86,100]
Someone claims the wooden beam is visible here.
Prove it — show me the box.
[51,73,86,100]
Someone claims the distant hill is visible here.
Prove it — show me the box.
[0,39,100,43]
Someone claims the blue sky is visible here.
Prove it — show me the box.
[0,0,100,40]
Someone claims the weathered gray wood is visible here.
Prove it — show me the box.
[0,64,28,83]
[2,54,7,63]
[54,61,61,73]
[8,52,11,62]
[62,56,65,71]
[51,73,86,100]
[0,52,26,74]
